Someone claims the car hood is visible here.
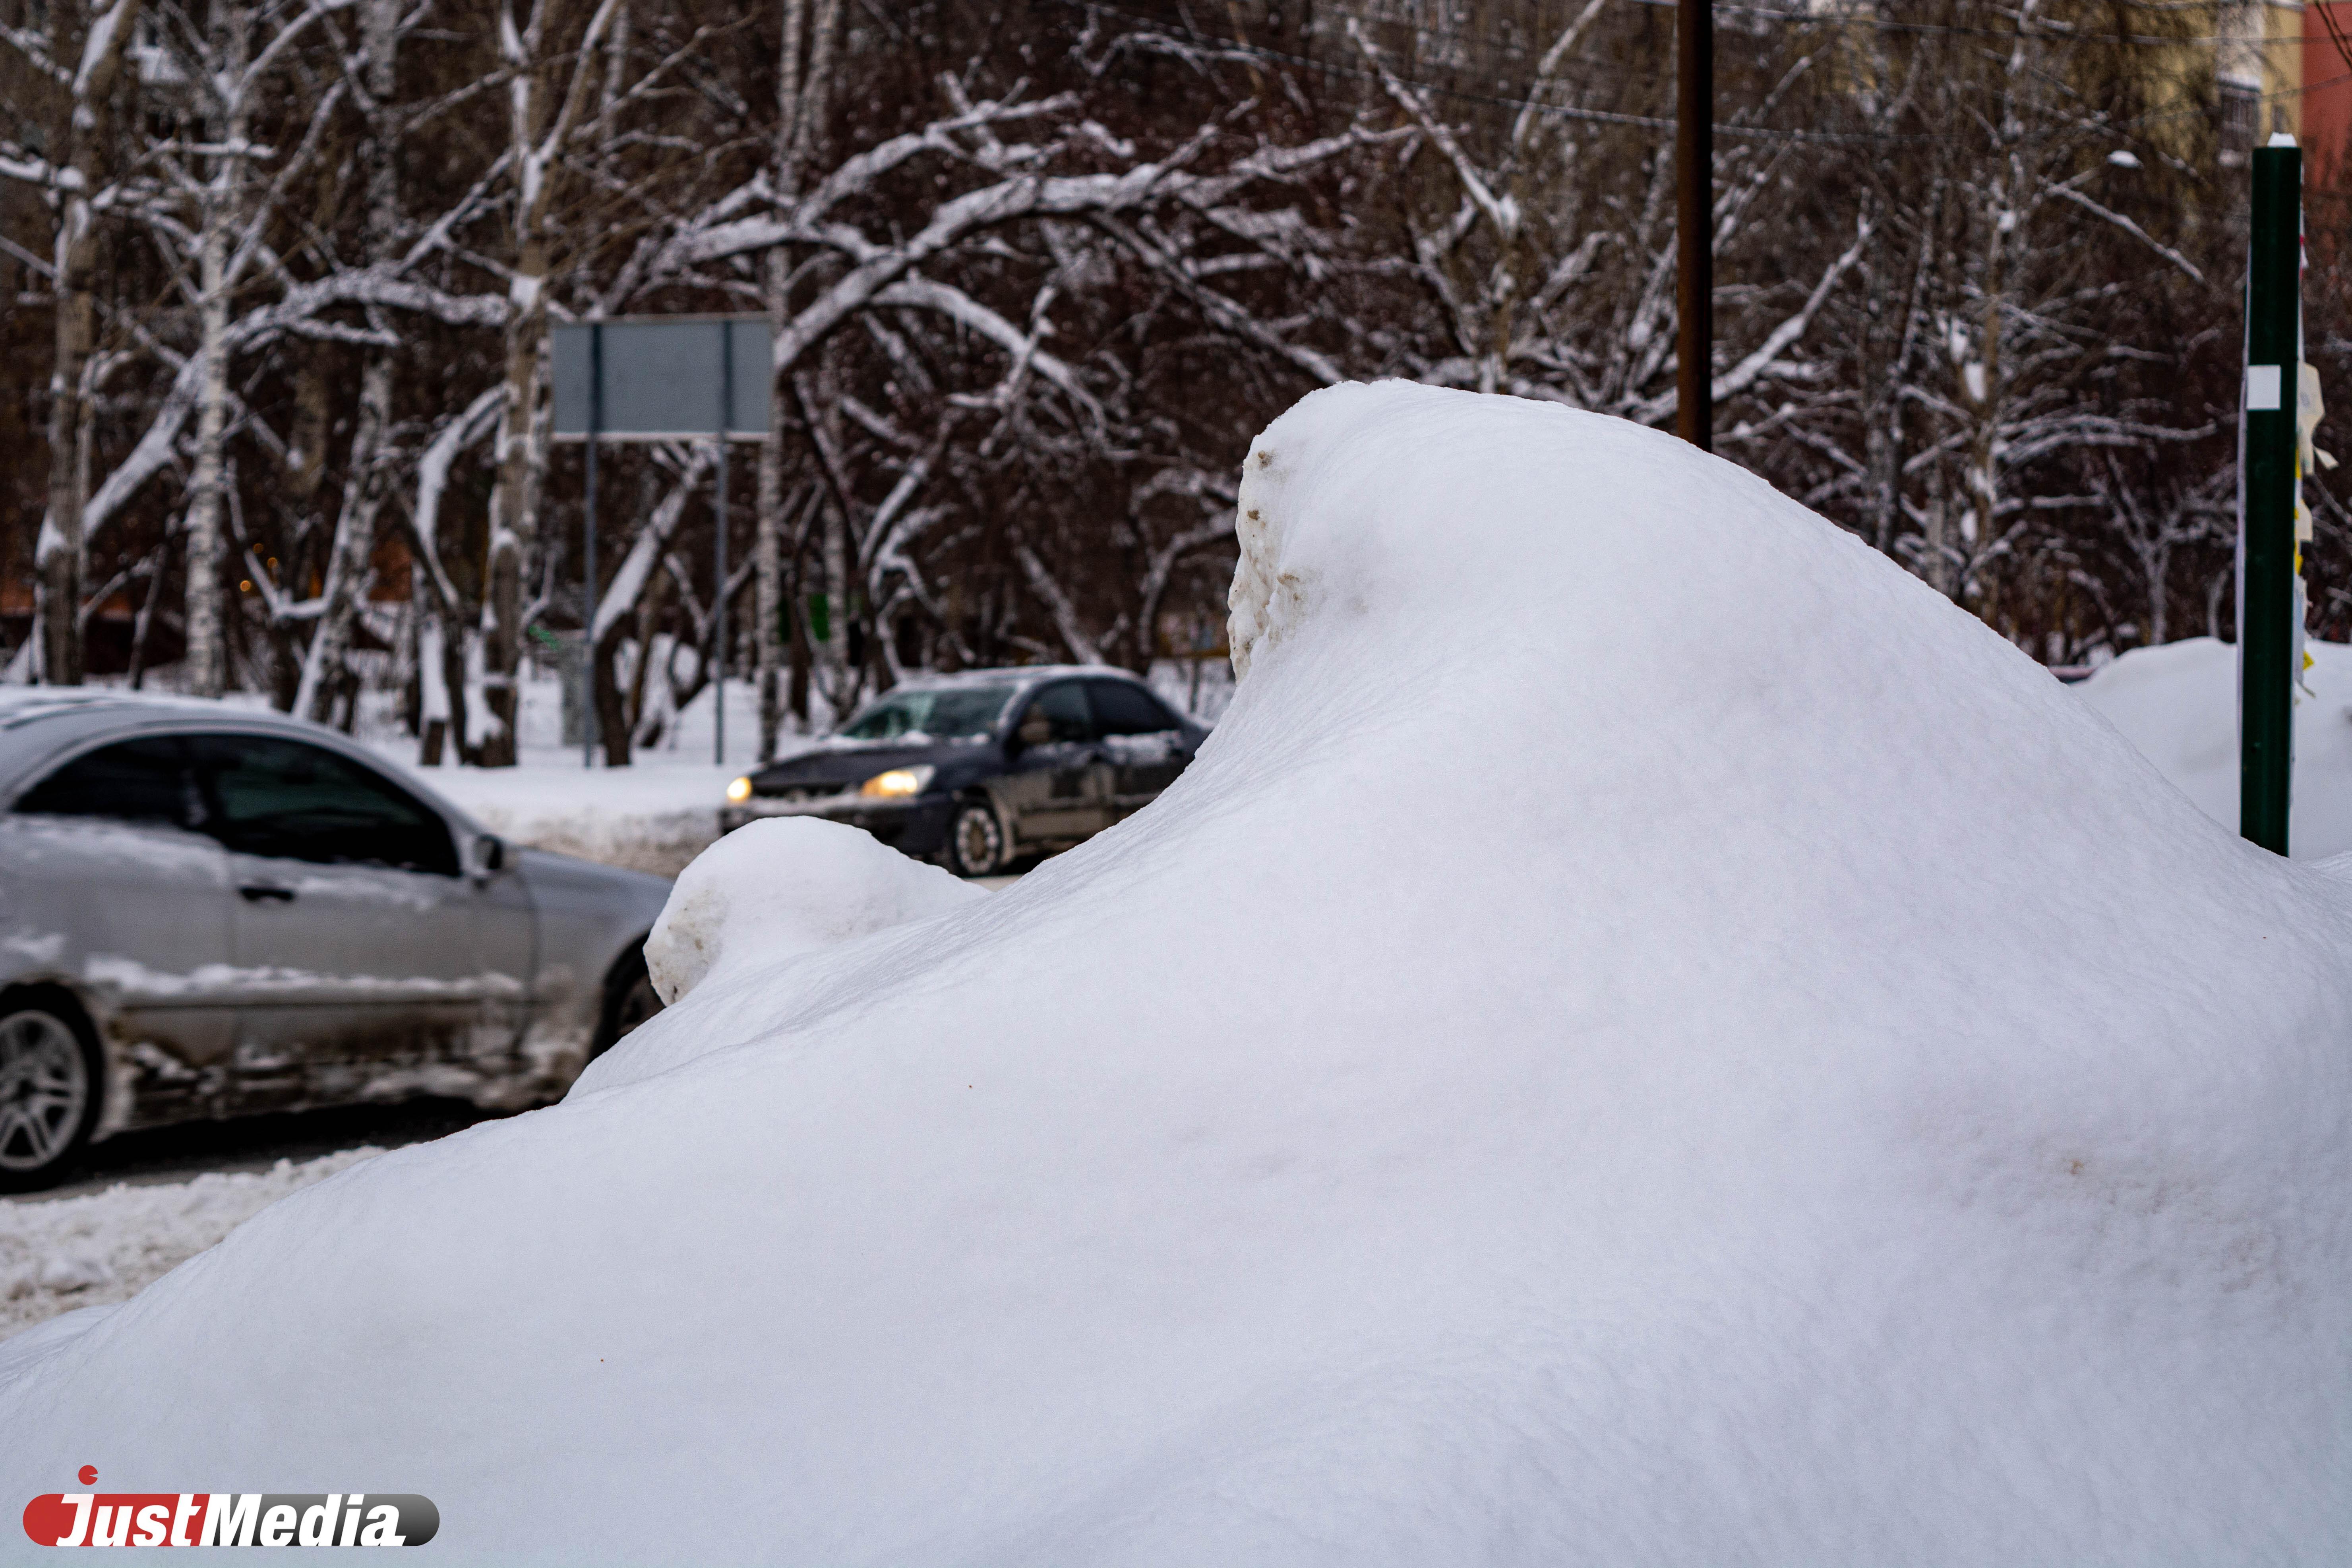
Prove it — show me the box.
[513,846,672,921]
[751,741,981,791]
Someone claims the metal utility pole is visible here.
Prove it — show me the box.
[2240,140,2301,854]
[1676,0,1713,452]
[714,321,732,769]
[583,323,602,769]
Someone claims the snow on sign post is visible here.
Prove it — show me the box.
[2240,140,2301,855]
[552,317,772,768]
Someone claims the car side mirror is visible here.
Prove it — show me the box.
[470,832,507,878]
[1014,712,1053,750]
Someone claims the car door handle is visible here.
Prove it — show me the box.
[238,883,296,903]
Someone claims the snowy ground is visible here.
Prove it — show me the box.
[0,1152,378,1341]
[399,745,747,877]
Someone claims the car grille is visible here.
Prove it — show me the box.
[759,783,850,804]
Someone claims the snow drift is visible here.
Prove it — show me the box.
[4,382,2349,1563]
[2075,634,2352,858]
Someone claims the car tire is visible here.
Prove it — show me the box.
[588,950,662,1064]
[945,798,1008,878]
[0,993,103,1194]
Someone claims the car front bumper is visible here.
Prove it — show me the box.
[719,792,956,857]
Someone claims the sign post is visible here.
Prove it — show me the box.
[552,316,771,768]
[1676,0,1711,452]
[2240,140,2301,854]
[583,323,602,770]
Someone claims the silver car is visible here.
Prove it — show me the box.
[0,690,669,1190]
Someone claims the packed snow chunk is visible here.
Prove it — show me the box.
[643,817,985,1005]
[5,382,2352,1564]
[2074,633,2352,857]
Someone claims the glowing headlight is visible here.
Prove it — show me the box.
[859,765,934,798]
[725,776,754,804]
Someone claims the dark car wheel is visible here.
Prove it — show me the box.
[588,952,663,1064]
[946,799,1008,877]
[0,995,102,1193]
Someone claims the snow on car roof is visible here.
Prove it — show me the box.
[0,687,332,734]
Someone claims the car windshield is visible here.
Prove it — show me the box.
[839,684,1018,741]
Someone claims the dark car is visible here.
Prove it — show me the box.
[719,667,1209,876]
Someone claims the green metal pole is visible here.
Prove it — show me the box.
[2242,143,2300,856]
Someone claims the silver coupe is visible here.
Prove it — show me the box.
[0,690,669,1190]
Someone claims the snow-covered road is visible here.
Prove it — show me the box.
[0,1151,379,1342]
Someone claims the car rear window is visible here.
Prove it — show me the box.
[840,684,1018,741]
[1086,680,1178,736]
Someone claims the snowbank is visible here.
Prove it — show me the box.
[0,1152,378,1343]
[2074,634,2352,858]
[398,751,741,877]
[4,383,2349,1562]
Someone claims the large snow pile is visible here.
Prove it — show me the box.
[0,1152,378,1342]
[4,383,2349,1562]
[2075,633,2352,858]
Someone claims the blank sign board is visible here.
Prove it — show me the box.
[551,317,771,440]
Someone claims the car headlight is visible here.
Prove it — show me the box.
[726,776,754,804]
[859,765,934,798]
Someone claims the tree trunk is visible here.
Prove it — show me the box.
[592,629,632,767]
[295,0,403,720]
[36,0,146,685]
[182,1,253,699]
[478,254,543,766]
[819,499,854,723]
[788,577,811,724]
[183,213,235,697]
[755,252,789,762]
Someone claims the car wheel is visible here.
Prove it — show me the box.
[946,799,1008,877]
[0,996,101,1194]
[589,952,662,1064]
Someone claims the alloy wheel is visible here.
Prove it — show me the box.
[952,803,1005,877]
[0,1010,91,1176]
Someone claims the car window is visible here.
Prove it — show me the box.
[1025,681,1096,743]
[188,734,458,877]
[12,735,203,829]
[1086,679,1179,737]
[840,683,1018,741]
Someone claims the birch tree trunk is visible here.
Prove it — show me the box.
[294,0,403,722]
[35,0,143,685]
[750,0,839,758]
[477,0,622,764]
[182,1,251,699]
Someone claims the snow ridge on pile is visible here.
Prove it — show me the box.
[2,383,2349,1564]
[641,817,985,1007]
